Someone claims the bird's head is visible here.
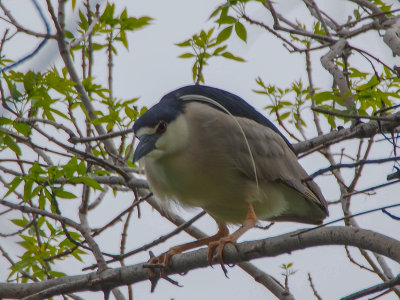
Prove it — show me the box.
[132,95,189,163]
[132,85,295,163]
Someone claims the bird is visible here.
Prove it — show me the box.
[132,85,328,274]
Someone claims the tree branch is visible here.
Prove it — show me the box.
[293,111,400,155]
[341,274,400,300]
[320,39,355,111]
[1,226,399,299]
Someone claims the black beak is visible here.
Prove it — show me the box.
[132,134,158,163]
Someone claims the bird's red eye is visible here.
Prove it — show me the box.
[157,121,167,133]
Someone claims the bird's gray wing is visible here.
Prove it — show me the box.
[231,116,328,223]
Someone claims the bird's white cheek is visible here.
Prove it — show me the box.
[155,115,189,156]
[144,149,164,160]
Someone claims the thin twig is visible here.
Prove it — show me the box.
[344,246,375,273]
[84,210,206,270]
[307,272,323,300]
[312,107,399,122]
[69,128,134,144]
[310,156,400,178]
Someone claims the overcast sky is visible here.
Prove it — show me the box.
[1,0,400,299]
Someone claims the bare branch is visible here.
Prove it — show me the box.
[310,156,400,178]
[341,274,400,300]
[0,2,55,39]
[312,107,400,122]
[307,273,322,300]
[320,39,355,111]
[69,12,100,49]
[293,111,400,154]
[383,17,400,56]
[1,226,400,299]
[264,0,336,43]
[69,128,135,144]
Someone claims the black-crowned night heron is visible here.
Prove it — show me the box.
[133,85,328,273]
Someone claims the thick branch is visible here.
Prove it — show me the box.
[383,17,400,56]
[293,111,400,154]
[341,274,400,300]
[320,39,355,111]
[1,226,399,299]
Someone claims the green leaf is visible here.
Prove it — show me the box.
[216,26,233,44]
[45,220,56,235]
[77,161,87,175]
[218,15,237,25]
[206,27,215,39]
[0,117,12,125]
[69,231,82,240]
[212,45,227,55]
[63,156,78,179]
[125,106,137,120]
[253,89,267,95]
[43,187,53,202]
[11,218,29,228]
[39,192,46,209]
[100,3,115,23]
[70,177,104,191]
[120,8,128,20]
[23,71,38,93]
[13,122,31,136]
[209,5,223,19]
[78,10,88,30]
[31,185,42,198]
[48,270,66,278]
[313,91,335,104]
[280,112,291,120]
[119,30,128,49]
[192,63,198,82]
[4,73,22,100]
[64,30,74,39]
[4,176,22,198]
[59,237,76,248]
[221,51,245,62]
[55,190,77,199]
[24,179,34,202]
[175,39,191,47]
[4,136,21,155]
[349,68,368,78]
[139,106,148,116]
[30,162,46,175]
[178,53,195,59]
[122,16,152,31]
[71,250,84,262]
[50,108,70,120]
[92,43,106,51]
[235,22,247,42]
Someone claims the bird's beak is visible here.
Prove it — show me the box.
[133,134,158,163]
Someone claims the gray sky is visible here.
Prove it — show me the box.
[1,0,400,299]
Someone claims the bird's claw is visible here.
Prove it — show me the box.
[146,250,182,292]
[207,237,238,277]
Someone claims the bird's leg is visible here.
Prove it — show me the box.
[148,223,228,291]
[208,202,258,276]
[150,222,229,276]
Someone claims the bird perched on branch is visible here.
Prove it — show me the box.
[133,85,328,275]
